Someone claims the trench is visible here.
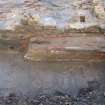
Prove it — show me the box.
[0,0,105,98]
[0,52,105,96]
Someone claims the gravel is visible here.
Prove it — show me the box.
[0,81,105,105]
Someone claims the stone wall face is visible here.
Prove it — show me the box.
[93,0,105,20]
[0,0,105,31]
[0,0,105,62]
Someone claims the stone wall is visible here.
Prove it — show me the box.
[0,0,105,31]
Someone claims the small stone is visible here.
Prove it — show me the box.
[103,92,105,96]
[39,103,43,105]
[65,101,72,105]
